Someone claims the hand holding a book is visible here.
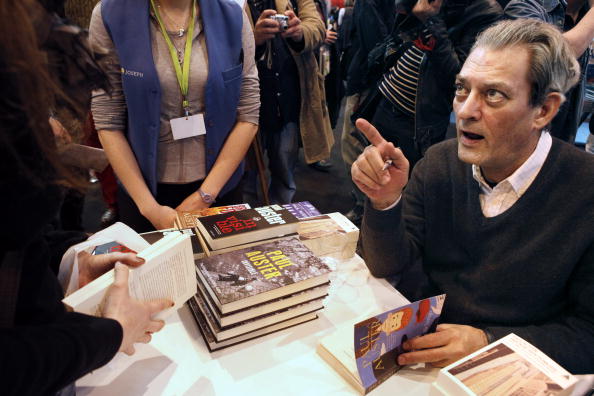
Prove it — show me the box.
[351,119,409,210]
[102,263,173,355]
[397,324,488,367]
[78,251,145,288]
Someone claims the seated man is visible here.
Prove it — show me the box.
[351,18,594,373]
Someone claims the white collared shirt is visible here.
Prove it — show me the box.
[473,131,552,217]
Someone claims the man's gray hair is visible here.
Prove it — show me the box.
[472,19,580,106]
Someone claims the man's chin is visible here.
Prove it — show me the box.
[457,143,481,166]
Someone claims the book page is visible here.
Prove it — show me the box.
[132,234,197,320]
[441,334,578,396]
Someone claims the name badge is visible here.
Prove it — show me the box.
[170,114,206,140]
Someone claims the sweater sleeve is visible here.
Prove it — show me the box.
[89,3,127,132]
[294,0,325,53]
[361,155,427,281]
[0,312,122,396]
[483,242,594,374]
[236,8,260,126]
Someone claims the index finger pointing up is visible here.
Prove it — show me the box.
[356,118,386,147]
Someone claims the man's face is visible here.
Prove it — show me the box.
[453,46,544,182]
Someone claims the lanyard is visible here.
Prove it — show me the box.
[150,0,196,116]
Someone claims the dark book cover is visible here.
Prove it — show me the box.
[197,205,299,245]
[282,201,321,219]
[140,228,204,258]
[195,236,331,313]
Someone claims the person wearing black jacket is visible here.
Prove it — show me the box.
[368,0,502,170]
[0,1,171,394]
[341,0,396,225]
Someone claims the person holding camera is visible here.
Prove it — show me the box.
[244,0,333,204]
[365,0,502,170]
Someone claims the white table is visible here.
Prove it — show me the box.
[76,256,439,395]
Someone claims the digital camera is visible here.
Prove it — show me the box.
[269,14,289,31]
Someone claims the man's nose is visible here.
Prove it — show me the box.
[455,92,481,121]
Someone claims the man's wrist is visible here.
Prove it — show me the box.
[481,328,495,345]
[371,194,402,211]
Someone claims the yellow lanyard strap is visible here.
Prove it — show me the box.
[150,0,196,114]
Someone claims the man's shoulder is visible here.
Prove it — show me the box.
[414,138,468,181]
[553,138,594,174]
[424,138,460,163]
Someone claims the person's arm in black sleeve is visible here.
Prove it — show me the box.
[357,0,395,53]
[0,312,122,396]
[44,227,88,275]
[504,0,550,22]
[361,155,428,280]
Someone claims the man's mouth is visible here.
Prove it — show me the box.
[461,131,484,140]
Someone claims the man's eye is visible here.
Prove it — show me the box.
[486,89,505,102]
[454,83,468,96]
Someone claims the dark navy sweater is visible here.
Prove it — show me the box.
[362,137,594,374]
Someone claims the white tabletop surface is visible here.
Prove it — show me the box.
[76,255,439,396]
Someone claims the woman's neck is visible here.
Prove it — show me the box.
[158,0,192,12]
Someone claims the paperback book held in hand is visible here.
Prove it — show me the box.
[195,205,299,250]
[430,333,578,396]
[317,295,446,395]
[195,236,331,314]
[62,226,197,321]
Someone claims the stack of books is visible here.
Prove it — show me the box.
[174,202,358,351]
[189,236,331,351]
[176,202,359,260]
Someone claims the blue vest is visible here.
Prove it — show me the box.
[101,0,244,196]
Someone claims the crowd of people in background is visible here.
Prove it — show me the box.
[50,0,594,232]
[2,0,594,394]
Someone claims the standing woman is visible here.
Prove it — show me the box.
[90,0,260,232]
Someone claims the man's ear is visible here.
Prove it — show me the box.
[533,92,563,130]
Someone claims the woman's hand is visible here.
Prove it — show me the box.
[101,263,173,355]
[176,191,210,213]
[142,204,178,230]
[78,251,144,288]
